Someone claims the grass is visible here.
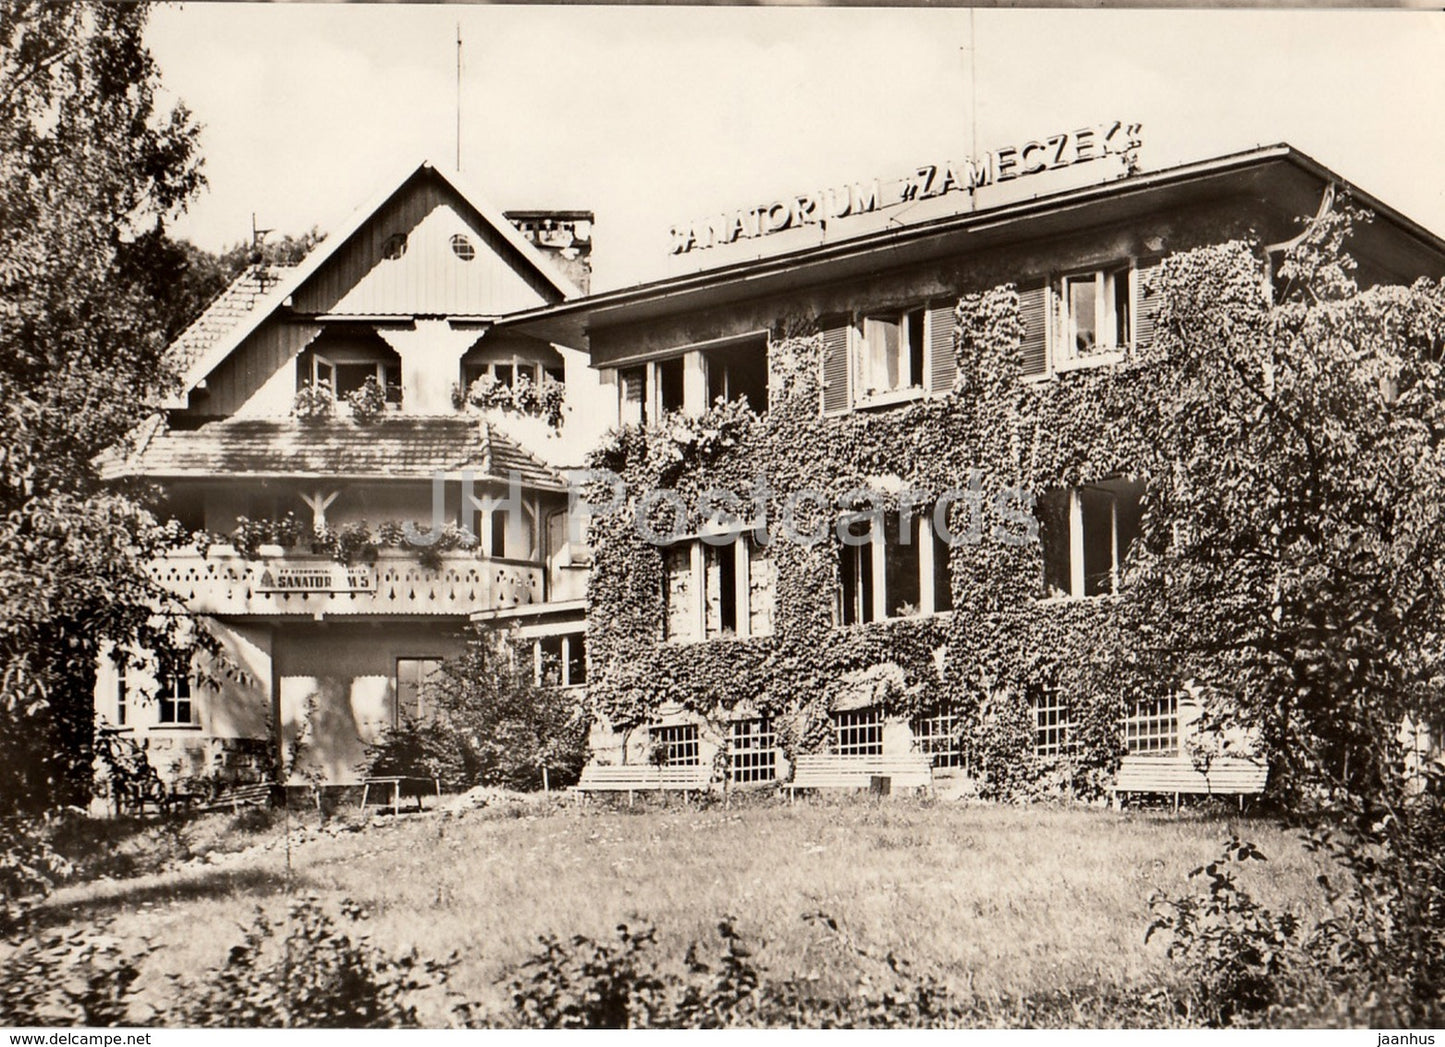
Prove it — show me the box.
[33,796,1329,1024]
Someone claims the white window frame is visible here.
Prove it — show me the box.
[155,662,195,727]
[832,708,883,756]
[1053,262,1134,372]
[534,632,587,689]
[1125,695,1180,755]
[838,511,953,625]
[913,706,965,768]
[649,723,700,766]
[662,532,774,643]
[852,306,930,407]
[309,351,399,404]
[115,658,129,728]
[1042,480,1143,600]
[729,717,778,784]
[1033,686,1074,758]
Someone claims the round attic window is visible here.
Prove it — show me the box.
[450,234,476,261]
[381,233,407,260]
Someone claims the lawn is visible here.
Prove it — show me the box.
[33,796,1327,1025]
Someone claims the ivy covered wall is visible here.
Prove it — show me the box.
[581,205,1280,800]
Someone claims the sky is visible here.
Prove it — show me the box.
[146,4,1445,292]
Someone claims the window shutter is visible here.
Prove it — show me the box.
[821,317,851,416]
[1134,258,1164,350]
[1018,283,1048,378]
[927,302,957,395]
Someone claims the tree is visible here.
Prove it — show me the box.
[0,2,206,814]
[364,626,590,792]
[1118,209,1445,1021]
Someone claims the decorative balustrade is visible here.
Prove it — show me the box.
[150,547,544,617]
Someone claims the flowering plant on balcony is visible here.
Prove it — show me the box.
[344,376,389,425]
[458,372,567,430]
[219,515,480,568]
[293,380,334,422]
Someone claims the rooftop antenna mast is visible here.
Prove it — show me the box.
[455,22,462,171]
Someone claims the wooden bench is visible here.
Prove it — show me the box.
[787,753,934,798]
[361,776,441,816]
[1112,754,1268,811]
[190,782,273,814]
[574,763,713,804]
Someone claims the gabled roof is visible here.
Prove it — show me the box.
[165,159,581,408]
[100,416,566,490]
[165,264,295,379]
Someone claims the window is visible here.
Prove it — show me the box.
[474,500,538,562]
[395,657,443,722]
[1126,695,1179,755]
[650,723,700,766]
[662,534,775,642]
[461,355,559,397]
[913,707,964,768]
[859,308,926,399]
[1058,264,1132,365]
[115,659,129,727]
[833,708,883,756]
[303,351,402,405]
[1039,478,1144,599]
[450,234,476,261]
[704,340,769,413]
[1032,686,1073,758]
[615,359,686,425]
[537,633,587,687]
[619,366,648,426]
[730,718,777,783]
[838,511,955,625]
[156,661,194,726]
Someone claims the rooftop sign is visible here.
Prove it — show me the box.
[669,120,1143,255]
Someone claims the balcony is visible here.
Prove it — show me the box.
[150,547,544,618]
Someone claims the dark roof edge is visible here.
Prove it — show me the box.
[497,144,1445,331]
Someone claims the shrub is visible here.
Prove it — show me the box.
[167,894,452,1027]
[0,818,72,936]
[0,923,152,1025]
[1147,836,1301,1026]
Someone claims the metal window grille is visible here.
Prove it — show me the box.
[832,708,883,756]
[650,724,700,766]
[730,718,777,783]
[1033,687,1074,757]
[1125,695,1179,754]
[912,707,964,768]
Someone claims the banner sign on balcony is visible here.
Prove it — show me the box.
[668,120,1143,255]
[255,564,377,594]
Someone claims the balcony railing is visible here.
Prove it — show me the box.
[150,546,544,617]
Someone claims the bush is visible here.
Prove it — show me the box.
[0,923,152,1025]
[0,818,72,936]
[1147,836,1301,1026]
[344,376,389,424]
[168,894,453,1027]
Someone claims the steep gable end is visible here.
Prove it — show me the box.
[290,169,562,318]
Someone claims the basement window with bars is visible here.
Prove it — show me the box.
[1032,685,1074,758]
[729,718,777,784]
[650,723,700,766]
[1126,695,1179,755]
[912,706,965,768]
[832,708,883,756]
